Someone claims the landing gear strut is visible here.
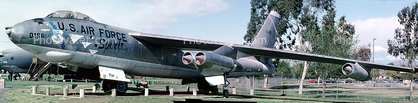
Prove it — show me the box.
[94,81,100,90]
[222,73,230,98]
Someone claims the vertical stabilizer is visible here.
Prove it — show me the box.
[251,11,280,48]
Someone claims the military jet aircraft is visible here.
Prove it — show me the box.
[5,10,416,96]
[0,48,76,78]
[0,48,37,73]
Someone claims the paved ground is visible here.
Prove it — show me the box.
[0,86,22,103]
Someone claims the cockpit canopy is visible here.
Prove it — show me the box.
[46,10,96,22]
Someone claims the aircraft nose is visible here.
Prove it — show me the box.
[5,25,21,43]
[6,21,27,44]
[5,27,12,38]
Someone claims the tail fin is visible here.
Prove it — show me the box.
[251,11,280,48]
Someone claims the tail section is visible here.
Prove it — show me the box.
[251,11,280,48]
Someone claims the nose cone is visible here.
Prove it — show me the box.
[6,24,22,44]
[5,27,12,38]
[6,20,33,44]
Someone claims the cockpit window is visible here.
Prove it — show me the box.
[46,10,96,22]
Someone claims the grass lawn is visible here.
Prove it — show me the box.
[2,76,418,103]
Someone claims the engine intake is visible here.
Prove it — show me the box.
[182,52,194,66]
[342,63,370,81]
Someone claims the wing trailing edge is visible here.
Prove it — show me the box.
[232,45,416,73]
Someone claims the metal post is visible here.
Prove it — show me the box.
[145,88,149,96]
[281,72,284,95]
[223,73,226,96]
[250,89,254,95]
[404,77,406,102]
[80,89,85,98]
[336,79,338,99]
[357,81,359,100]
[232,87,236,94]
[186,86,190,92]
[381,77,383,101]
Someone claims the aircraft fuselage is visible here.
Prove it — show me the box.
[9,17,205,79]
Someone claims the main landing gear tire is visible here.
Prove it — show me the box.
[102,80,127,95]
[223,90,229,98]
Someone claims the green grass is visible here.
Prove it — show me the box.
[3,77,418,103]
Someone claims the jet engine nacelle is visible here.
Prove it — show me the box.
[341,63,370,81]
[182,51,243,75]
[194,51,242,73]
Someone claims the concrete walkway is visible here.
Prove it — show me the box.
[0,86,22,103]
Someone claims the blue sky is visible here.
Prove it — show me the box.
[0,0,416,65]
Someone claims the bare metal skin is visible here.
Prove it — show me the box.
[5,10,414,94]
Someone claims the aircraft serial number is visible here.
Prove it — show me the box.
[29,33,44,38]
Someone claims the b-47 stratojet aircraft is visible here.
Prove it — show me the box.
[5,10,416,96]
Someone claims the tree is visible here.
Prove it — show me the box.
[273,61,294,77]
[244,0,303,49]
[353,45,371,61]
[387,2,418,100]
[304,6,357,98]
[244,0,342,96]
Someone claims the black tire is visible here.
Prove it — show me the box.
[102,80,111,93]
[116,81,127,95]
[223,90,229,98]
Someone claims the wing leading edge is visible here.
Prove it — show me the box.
[130,33,416,73]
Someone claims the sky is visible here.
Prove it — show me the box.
[0,0,416,65]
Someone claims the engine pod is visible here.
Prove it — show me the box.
[194,51,242,75]
[342,62,370,81]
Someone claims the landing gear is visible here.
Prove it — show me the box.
[197,79,219,94]
[102,80,127,95]
[222,73,230,98]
